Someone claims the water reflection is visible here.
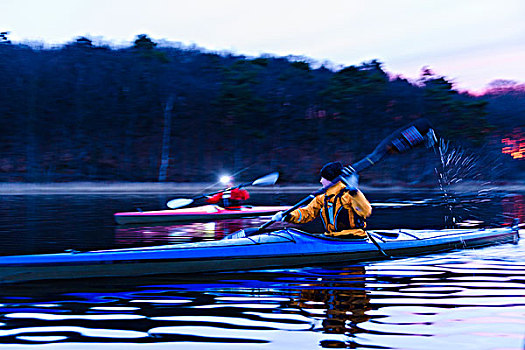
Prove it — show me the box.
[286,265,372,348]
[502,194,525,226]
[0,266,374,347]
[0,251,522,349]
[114,217,272,245]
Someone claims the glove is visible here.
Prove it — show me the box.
[341,167,359,193]
[272,211,285,222]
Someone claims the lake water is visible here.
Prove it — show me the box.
[0,190,523,349]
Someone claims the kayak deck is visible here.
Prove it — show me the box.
[114,205,291,225]
[0,225,519,284]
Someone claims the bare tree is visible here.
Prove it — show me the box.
[158,96,174,182]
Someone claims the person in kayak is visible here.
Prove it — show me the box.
[272,161,372,238]
[206,177,250,209]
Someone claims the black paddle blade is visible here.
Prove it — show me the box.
[352,118,435,173]
[388,118,434,154]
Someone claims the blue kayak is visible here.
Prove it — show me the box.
[0,225,519,284]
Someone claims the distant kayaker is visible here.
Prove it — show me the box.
[272,161,372,238]
[206,176,250,209]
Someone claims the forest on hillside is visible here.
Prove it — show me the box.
[0,34,524,184]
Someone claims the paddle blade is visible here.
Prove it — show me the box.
[223,229,248,240]
[223,227,264,240]
[251,172,279,186]
[351,118,435,173]
[166,198,194,209]
[388,118,434,154]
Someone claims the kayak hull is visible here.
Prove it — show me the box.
[114,205,291,224]
[0,226,519,283]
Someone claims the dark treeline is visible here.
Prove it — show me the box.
[1,35,524,184]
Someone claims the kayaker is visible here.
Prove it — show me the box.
[272,161,372,239]
[206,177,250,209]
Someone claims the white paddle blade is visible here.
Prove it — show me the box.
[166,198,194,209]
[251,172,279,186]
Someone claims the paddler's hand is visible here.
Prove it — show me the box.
[341,168,359,194]
[272,211,286,222]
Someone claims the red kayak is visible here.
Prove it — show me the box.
[114,205,290,225]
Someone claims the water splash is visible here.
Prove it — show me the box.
[433,139,506,228]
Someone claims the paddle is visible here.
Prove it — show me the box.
[166,172,280,209]
[228,118,436,240]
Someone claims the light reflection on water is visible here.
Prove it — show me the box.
[114,217,272,245]
[0,259,522,349]
[0,192,523,349]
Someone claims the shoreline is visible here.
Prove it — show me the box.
[1,181,525,194]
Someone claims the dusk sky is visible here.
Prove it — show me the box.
[2,0,524,93]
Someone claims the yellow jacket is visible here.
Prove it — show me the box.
[287,182,372,238]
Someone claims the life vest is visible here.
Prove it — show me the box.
[287,182,372,237]
[321,189,366,233]
[207,188,250,208]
